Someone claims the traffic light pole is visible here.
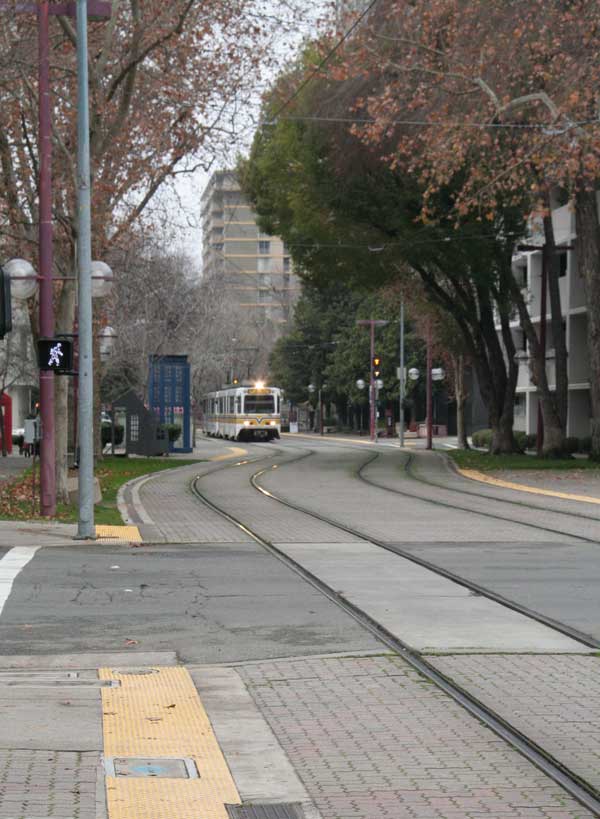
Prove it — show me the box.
[369,322,376,442]
[399,302,405,447]
[356,319,388,444]
[426,319,433,450]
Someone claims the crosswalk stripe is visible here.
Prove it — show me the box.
[0,546,40,615]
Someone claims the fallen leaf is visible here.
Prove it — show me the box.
[124,639,139,646]
[165,703,176,709]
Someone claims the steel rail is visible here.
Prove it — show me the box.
[189,458,600,817]
[250,450,600,648]
[404,450,600,525]
[359,449,599,544]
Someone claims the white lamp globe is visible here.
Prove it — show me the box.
[91,260,114,298]
[99,326,116,360]
[5,259,37,300]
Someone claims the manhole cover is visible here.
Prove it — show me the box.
[104,757,199,779]
[113,668,159,676]
[226,805,304,819]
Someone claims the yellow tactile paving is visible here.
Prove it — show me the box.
[210,446,248,462]
[100,666,240,819]
[96,525,142,542]
[458,467,600,505]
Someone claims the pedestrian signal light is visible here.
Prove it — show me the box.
[372,354,382,378]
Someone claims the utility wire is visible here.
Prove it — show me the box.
[266,0,381,124]
[270,115,599,132]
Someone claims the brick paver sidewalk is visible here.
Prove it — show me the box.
[0,750,99,819]
[238,654,595,818]
[429,654,600,795]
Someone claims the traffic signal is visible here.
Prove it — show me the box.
[0,265,12,340]
[372,354,382,378]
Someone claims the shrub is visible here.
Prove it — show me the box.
[579,436,592,454]
[323,416,337,427]
[471,428,492,449]
[524,434,537,450]
[513,430,527,451]
[564,436,579,455]
[162,423,182,443]
[101,422,124,447]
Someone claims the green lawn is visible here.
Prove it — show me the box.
[0,456,203,523]
[447,449,600,472]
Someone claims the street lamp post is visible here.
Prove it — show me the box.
[75,0,95,539]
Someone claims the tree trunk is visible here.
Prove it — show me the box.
[490,411,515,454]
[543,211,568,431]
[574,188,600,460]
[55,280,76,504]
[510,275,565,456]
[454,354,469,449]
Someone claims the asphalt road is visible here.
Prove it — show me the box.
[0,541,380,661]
[1,434,599,656]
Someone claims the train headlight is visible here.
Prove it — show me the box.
[243,421,250,427]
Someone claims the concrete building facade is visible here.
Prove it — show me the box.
[200,170,301,325]
[509,203,590,438]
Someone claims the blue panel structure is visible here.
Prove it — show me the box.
[148,355,192,453]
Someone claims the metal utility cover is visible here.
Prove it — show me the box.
[226,805,304,819]
[104,757,198,779]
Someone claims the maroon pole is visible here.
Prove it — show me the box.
[370,321,375,442]
[537,249,547,456]
[426,319,433,450]
[38,0,56,516]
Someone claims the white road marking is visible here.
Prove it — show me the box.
[0,547,40,616]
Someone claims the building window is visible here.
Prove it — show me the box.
[212,210,223,220]
[213,243,224,252]
[129,415,139,442]
[257,256,271,273]
[283,256,291,272]
[258,240,270,255]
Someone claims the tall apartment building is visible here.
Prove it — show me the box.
[200,170,300,324]
[506,202,590,437]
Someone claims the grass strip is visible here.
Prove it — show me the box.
[0,456,203,523]
[448,449,600,472]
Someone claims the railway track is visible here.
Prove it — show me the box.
[189,443,600,815]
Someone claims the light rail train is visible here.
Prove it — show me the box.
[201,384,282,442]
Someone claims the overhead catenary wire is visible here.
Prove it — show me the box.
[266,0,381,124]
[266,114,600,132]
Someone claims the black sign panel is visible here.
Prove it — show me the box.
[37,338,74,373]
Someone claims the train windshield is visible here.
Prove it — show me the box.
[244,394,275,414]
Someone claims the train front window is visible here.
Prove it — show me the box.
[244,394,275,414]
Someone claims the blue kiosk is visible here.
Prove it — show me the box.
[148,355,193,454]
